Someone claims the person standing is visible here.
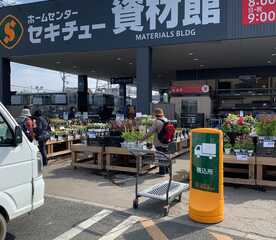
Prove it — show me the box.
[68,106,76,120]
[141,108,175,176]
[34,110,50,166]
[17,108,34,142]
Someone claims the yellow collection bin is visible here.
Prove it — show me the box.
[189,128,224,224]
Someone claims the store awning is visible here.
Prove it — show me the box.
[11,37,276,88]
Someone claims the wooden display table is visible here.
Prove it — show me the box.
[71,144,104,170]
[256,157,276,187]
[105,147,155,174]
[224,154,256,185]
[46,139,81,158]
[47,140,71,158]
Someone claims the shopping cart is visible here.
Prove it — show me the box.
[130,149,189,216]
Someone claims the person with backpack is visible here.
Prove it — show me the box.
[33,110,50,166]
[17,108,34,142]
[141,108,176,176]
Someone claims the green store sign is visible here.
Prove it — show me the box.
[192,132,219,193]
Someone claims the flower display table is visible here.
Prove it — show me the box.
[256,157,276,187]
[224,154,256,186]
[71,144,104,170]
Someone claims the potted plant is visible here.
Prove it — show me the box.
[224,142,232,155]
[222,114,256,144]
[224,136,232,155]
[233,140,241,155]
[255,115,276,157]
[242,138,254,156]
[122,130,144,149]
[255,117,276,137]
[240,140,247,154]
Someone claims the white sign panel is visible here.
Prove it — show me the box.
[236,154,248,161]
[55,94,67,104]
[263,141,275,148]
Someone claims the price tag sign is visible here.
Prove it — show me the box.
[88,132,96,139]
[116,114,124,121]
[68,135,74,141]
[50,136,56,141]
[263,141,275,148]
[236,154,249,161]
[243,0,276,25]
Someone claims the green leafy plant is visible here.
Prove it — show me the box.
[240,125,251,134]
[244,115,255,124]
[240,140,247,150]
[224,143,232,149]
[122,131,144,142]
[255,120,276,137]
[233,139,241,150]
[224,135,231,149]
[237,138,254,151]
[245,140,254,151]
[137,116,154,127]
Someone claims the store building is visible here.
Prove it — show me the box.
[0,0,276,119]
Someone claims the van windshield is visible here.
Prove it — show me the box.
[0,115,13,145]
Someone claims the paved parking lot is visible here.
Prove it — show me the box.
[6,197,256,240]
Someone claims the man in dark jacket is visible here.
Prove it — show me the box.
[34,110,50,166]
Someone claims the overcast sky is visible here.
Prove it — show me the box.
[8,0,100,93]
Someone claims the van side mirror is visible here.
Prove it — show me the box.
[14,126,23,146]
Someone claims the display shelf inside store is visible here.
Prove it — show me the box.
[218,106,276,111]
[216,88,276,97]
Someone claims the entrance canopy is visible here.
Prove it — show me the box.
[11,37,276,89]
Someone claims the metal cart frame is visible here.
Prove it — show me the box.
[131,150,189,216]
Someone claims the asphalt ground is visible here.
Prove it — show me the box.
[5,197,255,240]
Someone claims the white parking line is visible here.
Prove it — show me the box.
[98,216,140,240]
[53,209,113,240]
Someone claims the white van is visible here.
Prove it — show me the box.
[0,103,44,240]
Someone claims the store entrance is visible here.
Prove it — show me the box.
[170,67,276,129]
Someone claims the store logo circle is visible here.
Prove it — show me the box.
[201,85,210,93]
[0,15,24,49]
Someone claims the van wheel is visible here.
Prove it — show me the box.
[0,213,7,240]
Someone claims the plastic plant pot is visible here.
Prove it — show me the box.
[224,148,231,155]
